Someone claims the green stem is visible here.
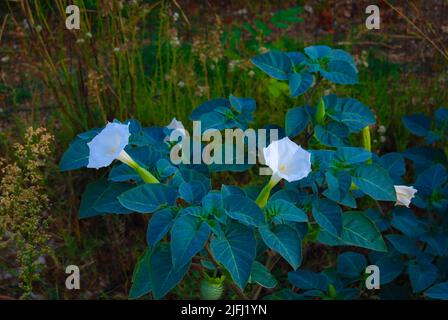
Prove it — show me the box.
[255,176,279,209]
[315,97,326,125]
[122,153,160,184]
[135,166,159,184]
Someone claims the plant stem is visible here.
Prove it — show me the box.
[251,252,281,300]
[255,176,278,209]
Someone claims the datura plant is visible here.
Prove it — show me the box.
[60,45,448,300]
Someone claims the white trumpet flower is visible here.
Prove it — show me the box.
[263,137,312,183]
[394,185,418,208]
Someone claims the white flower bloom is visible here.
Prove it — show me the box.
[85,32,93,39]
[394,185,418,207]
[165,118,186,142]
[263,137,312,183]
[87,122,132,169]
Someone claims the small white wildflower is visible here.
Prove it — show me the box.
[248,70,255,77]
[76,38,85,44]
[113,47,120,53]
[1,56,10,63]
[377,125,386,134]
[304,5,314,14]
[228,59,239,71]
[173,12,179,21]
[177,81,185,88]
[380,136,387,143]
[85,32,93,39]
[35,25,42,33]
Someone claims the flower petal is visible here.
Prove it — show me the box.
[87,122,130,169]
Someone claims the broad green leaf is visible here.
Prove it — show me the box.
[251,51,293,80]
[318,211,387,252]
[221,184,246,197]
[229,95,256,113]
[321,60,358,84]
[375,255,405,285]
[408,261,438,293]
[190,98,230,121]
[314,122,349,147]
[342,212,387,251]
[380,152,405,183]
[266,199,308,223]
[146,208,176,248]
[93,182,134,214]
[425,282,448,300]
[323,170,351,203]
[289,73,313,98]
[416,164,447,195]
[402,114,431,137]
[118,184,178,213]
[386,234,419,255]
[304,45,331,60]
[337,252,366,278]
[288,269,329,291]
[352,164,396,201]
[334,147,371,165]
[328,49,357,70]
[109,163,140,182]
[224,195,264,227]
[285,106,310,137]
[391,208,426,237]
[149,243,190,299]
[156,159,177,178]
[250,261,277,288]
[129,248,152,299]
[312,198,342,236]
[287,52,306,66]
[59,137,89,171]
[170,215,210,269]
[179,180,209,204]
[325,96,375,132]
[202,191,225,222]
[259,224,302,269]
[210,222,256,289]
[79,179,109,218]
